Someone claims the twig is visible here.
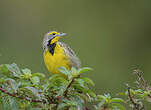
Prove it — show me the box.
[134,69,151,90]
[134,69,151,105]
[64,77,75,97]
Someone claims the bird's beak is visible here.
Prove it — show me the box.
[57,33,67,37]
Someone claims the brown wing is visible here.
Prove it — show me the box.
[58,42,81,69]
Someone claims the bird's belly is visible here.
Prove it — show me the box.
[44,49,71,75]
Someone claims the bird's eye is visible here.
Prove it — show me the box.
[52,33,56,35]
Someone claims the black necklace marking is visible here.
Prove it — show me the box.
[47,40,56,55]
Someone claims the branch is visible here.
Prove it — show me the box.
[127,87,139,110]
[55,76,80,110]
[0,87,47,103]
[63,75,81,97]
[63,77,75,97]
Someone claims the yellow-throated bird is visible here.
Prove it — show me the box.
[42,31,81,76]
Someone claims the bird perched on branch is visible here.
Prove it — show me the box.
[42,31,81,76]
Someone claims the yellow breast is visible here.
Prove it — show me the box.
[43,43,71,76]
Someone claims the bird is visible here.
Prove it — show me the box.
[42,31,81,76]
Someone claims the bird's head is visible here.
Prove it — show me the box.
[43,31,67,51]
[47,31,67,44]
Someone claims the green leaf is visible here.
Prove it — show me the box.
[72,79,89,93]
[57,103,67,110]
[49,74,67,85]
[1,96,18,110]
[30,108,42,110]
[58,67,72,79]
[19,80,31,87]
[78,67,93,74]
[111,103,126,110]
[22,68,31,74]
[0,77,5,84]
[134,89,143,94]
[58,67,71,75]
[71,67,78,77]
[25,103,43,110]
[87,90,96,98]
[9,97,19,110]
[104,93,111,99]
[0,64,9,74]
[74,93,88,102]
[97,101,106,108]
[5,78,18,92]
[110,98,125,103]
[6,63,22,77]
[31,76,40,85]
[69,107,77,110]
[63,98,77,107]
[117,92,127,96]
[74,78,89,89]
[1,95,11,110]
[129,89,135,95]
[80,77,95,86]
[70,94,84,109]
[32,73,45,78]
[74,79,85,88]
[66,100,77,106]
[24,87,41,99]
[22,68,32,79]
[73,85,88,93]
[49,74,60,82]
[0,64,21,78]
[96,95,107,102]
[143,91,150,97]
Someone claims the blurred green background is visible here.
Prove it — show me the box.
[0,0,151,98]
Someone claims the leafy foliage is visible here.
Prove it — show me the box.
[118,69,151,110]
[95,94,125,110]
[0,64,97,110]
[0,64,150,110]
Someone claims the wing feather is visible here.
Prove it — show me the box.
[58,42,81,69]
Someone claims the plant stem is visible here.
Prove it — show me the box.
[134,69,151,90]
[127,87,139,110]
[64,77,75,97]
